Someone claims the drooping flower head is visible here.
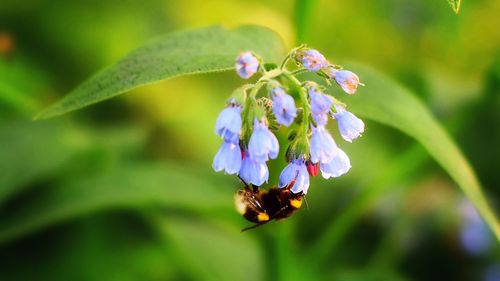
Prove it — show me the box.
[320,147,351,179]
[239,150,269,186]
[308,86,333,126]
[212,141,242,175]
[333,104,364,142]
[216,47,365,209]
[296,49,328,71]
[271,87,297,127]
[334,70,361,95]
[279,159,310,194]
[309,125,337,164]
[215,101,242,142]
[235,51,259,79]
[248,119,279,162]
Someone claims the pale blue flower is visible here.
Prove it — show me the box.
[235,51,259,79]
[212,141,242,175]
[334,70,361,95]
[271,87,297,126]
[333,105,364,142]
[239,151,269,186]
[278,159,310,194]
[310,125,337,164]
[320,147,351,179]
[308,87,333,126]
[248,119,279,162]
[301,49,328,71]
[215,103,242,142]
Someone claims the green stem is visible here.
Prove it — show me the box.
[241,81,266,143]
[290,68,311,76]
[283,72,311,157]
[280,53,291,70]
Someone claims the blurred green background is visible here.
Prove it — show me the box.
[0,0,499,280]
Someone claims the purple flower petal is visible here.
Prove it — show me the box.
[239,152,269,186]
[309,87,333,120]
[272,87,297,127]
[301,49,328,71]
[215,104,242,142]
[212,141,242,175]
[248,119,279,162]
[334,70,361,95]
[235,52,259,79]
[310,125,337,164]
[320,147,351,178]
[279,159,310,194]
[333,105,364,142]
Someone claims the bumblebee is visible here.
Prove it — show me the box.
[235,179,305,231]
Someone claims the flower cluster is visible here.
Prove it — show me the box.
[213,47,364,195]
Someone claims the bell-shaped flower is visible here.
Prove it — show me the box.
[278,159,310,194]
[333,105,364,142]
[212,141,242,175]
[239,151,269,186]
[235,51,259,79]
[308,87,333,126]
[320,147,351,178]
[309,125,337,164]
[334,70,361,95]
[215,103,242,142]
[271,87,297,127]
[248,119,279,162]
[299,49,328,71]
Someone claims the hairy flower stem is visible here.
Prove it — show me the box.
[241,81,267,143]
[283,72,310,157]
[280,53,291,70]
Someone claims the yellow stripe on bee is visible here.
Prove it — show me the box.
[257,212,270,222]
[290,199,302,209]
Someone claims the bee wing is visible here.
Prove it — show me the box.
[246,193,265,212]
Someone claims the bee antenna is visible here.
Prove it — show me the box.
[237,175,250,187]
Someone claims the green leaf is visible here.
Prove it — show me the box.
[336,63,499,240]
[36,25,285,119]
[0,162,233,245]
[448,0,462,14]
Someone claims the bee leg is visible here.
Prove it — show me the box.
[238,175,257,192]
[241,220,270,232]
[237,175,260,194]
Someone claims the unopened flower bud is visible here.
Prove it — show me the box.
[334,70,361,95]
[235,51,259,79]
[294,49,328,71]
